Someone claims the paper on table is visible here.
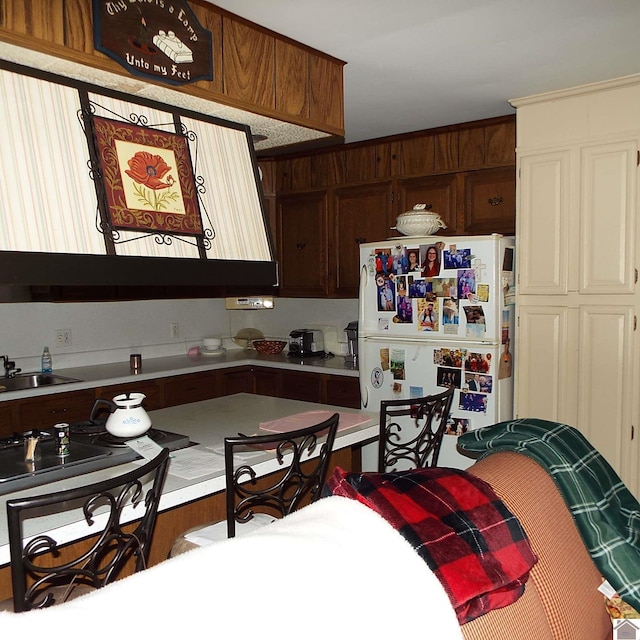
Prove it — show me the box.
[166,448,225,480]
[259,410,371,434]
[206,444,267,460]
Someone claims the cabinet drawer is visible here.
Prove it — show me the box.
[19,390,96,430]
[163,372,220,407]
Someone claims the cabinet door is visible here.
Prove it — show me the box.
[279,370,322,403]
[579,141,637,295]
[395,174,457,234]
[515,305,577,423]
[463,167,516,235]
[278,192,329,297]
[253,367,281,396]
[518,151,572,295]
[576,305,635,480]
[333,183,392,296]
[222,367,253,395]
[0,401,18,438]
[324,375,360,408]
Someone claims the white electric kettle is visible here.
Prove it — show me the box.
[90,392,152,438]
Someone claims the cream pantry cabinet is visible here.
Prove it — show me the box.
[513,75,640,497]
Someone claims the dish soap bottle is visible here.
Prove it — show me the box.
[41,346,53,373]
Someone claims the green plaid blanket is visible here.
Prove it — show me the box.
[458,418,640,610]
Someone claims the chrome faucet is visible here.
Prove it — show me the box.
[1,355,21,378]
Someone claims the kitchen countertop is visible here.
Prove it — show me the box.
[0,393,377,566]
[0,349,359,402]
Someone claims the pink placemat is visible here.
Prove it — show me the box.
[259,410,371,434]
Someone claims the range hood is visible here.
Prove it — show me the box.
[0,60,277,289]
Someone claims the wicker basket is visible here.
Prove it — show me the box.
[252,339,287,354]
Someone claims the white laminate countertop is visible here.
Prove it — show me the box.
[0,393,378,566]
[0,349,359,402]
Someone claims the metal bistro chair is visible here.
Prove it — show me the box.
[170,413,340,555]
[378,386,455,472]
[3,448,170,612]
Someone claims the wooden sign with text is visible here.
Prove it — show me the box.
[93,0,213,85]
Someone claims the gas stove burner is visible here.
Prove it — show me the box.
[92,428,174,448]
[69,419,107,436]
[0,430,53,450]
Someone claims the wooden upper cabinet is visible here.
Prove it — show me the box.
[277,191,329,297]
[485,119,516,165]
[333,183,393,296]
[463,167,516,235]
[189,2,224,94]
[222,16,275,109]
[398,134,436,176]
[0,2,344,137]
[309,52,344,131]
[63,0,94,54]
[395,174,458,234]
[275,39,309,119]
[0,0,65,43]
[458,119,516,169]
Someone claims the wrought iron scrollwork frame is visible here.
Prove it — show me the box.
[77,94,215,254]
[7,448,170,612]
[223,413,340,538]
[378,386,455,472]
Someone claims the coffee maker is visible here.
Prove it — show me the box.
[344,321,358,364]
[288,329,325,358]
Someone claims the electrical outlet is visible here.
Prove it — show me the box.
[55,329,72,346]
[170,322,179,339]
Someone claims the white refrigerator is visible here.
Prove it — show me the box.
[358,234,516,469]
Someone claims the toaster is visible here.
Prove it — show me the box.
[288,329,325,358]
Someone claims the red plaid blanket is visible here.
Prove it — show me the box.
[323,466,538,624]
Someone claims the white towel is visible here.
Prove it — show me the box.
[0,496,463,640]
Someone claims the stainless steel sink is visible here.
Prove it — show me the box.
[0,373,81,392]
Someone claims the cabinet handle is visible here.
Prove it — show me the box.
[424,203,433,210]
[355,237,366,245]
[295,242,306,250]
[488,196,504,206]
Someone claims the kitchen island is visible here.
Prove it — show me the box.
[0,393,377,601]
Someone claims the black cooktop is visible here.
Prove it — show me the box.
[0,425,190,496]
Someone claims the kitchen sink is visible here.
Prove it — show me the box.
[0,373,82,392]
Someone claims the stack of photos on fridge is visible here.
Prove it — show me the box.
[369,240,514,439]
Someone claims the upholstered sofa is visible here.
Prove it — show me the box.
[462,451,612,640]
[0,451,614,639]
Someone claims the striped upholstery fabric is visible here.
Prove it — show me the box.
[466,452,611,640]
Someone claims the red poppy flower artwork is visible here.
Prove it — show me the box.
[92,116,202,235]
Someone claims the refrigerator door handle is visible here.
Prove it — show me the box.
[360,377,369,408]
[358,264,368,325]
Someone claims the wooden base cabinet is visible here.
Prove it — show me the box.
[512,75,640,497]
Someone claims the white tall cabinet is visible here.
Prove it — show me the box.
[512,75,640,497]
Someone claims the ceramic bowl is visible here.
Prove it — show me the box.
[203,337,222,350]
[394,207,447,236]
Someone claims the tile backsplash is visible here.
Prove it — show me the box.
[0,297,358,372]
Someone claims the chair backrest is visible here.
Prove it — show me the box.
[378,386,455,472]
[7,447,170,612]
[224,412,340,538]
